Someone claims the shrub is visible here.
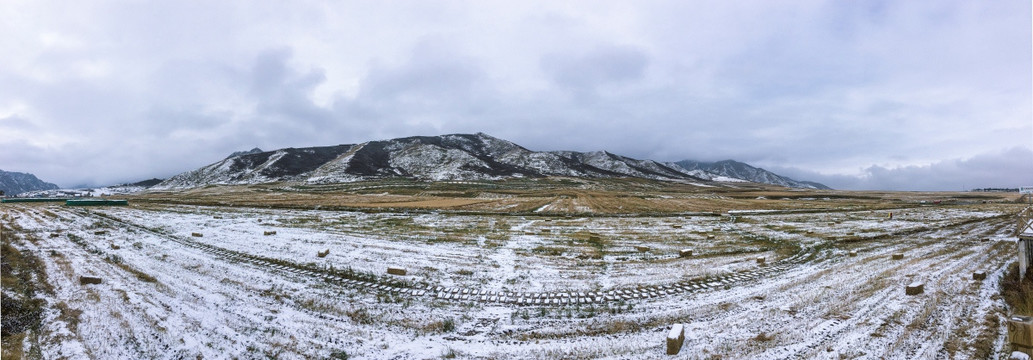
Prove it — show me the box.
[1,231,48,354]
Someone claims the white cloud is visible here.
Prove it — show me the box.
[0,0,1029,189]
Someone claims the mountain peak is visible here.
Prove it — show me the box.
[227,147,264,159]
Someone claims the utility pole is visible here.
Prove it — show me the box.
[1018,187,1033,280]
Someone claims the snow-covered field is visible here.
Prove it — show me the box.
[1,201,1022,359]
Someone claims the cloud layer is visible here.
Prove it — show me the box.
[1,1,1030,189]
[771,147,1033,191]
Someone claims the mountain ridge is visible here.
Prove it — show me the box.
[156,133,829,190]
[0,169,60,196]
[675,160,831,190]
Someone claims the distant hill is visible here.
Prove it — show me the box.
[675,160,831,190]
[0,170,60,196]
[127,178,164,187]
[156,133,830,190]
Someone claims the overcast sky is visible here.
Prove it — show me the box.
[1,1,1030,191]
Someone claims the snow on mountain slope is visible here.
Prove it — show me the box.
[155,133,828,189]
[663,162,715,180]
[0,169,60,195]
[388,142,500,181]
[674,160,829,189]
[155,145,353,189]
[305,144,364,184]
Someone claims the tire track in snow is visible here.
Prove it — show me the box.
[68,207,816,308]
[758,216,1012,359]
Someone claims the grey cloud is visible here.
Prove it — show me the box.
[143,107,231,133]
[0,115,38,131]
[249,48,333,124]
[358,43,486,102]
[541,45,649,97]
[1,1,1028,190]
[770,147,1033,191]
[330,40,498,139]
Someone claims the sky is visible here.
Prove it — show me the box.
[1,1,1031,191]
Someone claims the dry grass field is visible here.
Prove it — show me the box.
[131,178,1013,214]
[2,178,1028,359]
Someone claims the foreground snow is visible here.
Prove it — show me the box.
[1,202,1023,358]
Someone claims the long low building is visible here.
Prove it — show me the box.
[1,198,69,203]
[65,199,128,206]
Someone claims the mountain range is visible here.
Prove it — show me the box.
[0,169,60,196]
[675,160,830,189]
[155,133,829,190]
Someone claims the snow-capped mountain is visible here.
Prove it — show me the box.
[0,169,60,196]
[14,178,165,198]
[675,160,831,190]
[155,133,829,189]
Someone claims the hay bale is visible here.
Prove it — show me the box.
[635,246,650,252]
[387,267,407,276]
[671,225,682,229]
[49,233,60,238]
[110,243,120,250]
[973,271,987,280]
[679,249,693,258]
[191,232,203,237]
[317,249,330,258]
[892,253,904,260]
[905,282,924,295]
[264,231,277,236]
[79,276,102,285]
[666,324,685,355]
[848,251,858,257]
[94,230,107,235]
[589,236,600,242]
[756,257,765,265]
[706,234,715,240]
